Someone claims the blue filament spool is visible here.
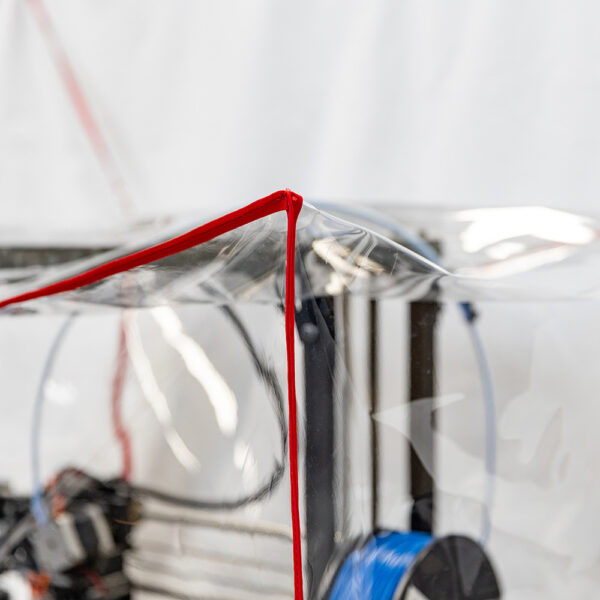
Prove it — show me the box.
[329,531,433,600]
[328,531,501,600]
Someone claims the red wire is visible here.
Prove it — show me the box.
[26,0,135,484]
[25,0,134,217]
[79,567,108,598]
[111,312,132,481]
[27,571,51,599]
[0,190,305,599]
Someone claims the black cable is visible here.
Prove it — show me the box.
[18,302,286,533]
[368,298,379,530]
[131,304,288,510]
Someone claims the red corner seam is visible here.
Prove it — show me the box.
[0,190,305,600]
[284,190,304,600]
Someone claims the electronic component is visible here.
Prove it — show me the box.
[0,470,138,600]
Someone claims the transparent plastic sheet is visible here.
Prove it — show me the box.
[0,204,446,311]
[0,197,599,599]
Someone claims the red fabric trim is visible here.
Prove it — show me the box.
[285,192,304,600]
[0,190,305,599]
[0,190,285,310]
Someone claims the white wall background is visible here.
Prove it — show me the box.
[1,0,600,231]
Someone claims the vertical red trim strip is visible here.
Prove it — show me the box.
[285,191,304,600]
[0,190,305,599]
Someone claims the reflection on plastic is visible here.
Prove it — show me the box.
[127,315,202,472]
[152,306,238,436]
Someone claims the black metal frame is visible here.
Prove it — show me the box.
[409,300,439,534]
[298,294,440,594]
[297,297,337,598]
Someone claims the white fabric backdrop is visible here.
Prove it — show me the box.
[1,0,600,230]
[1,3,600,598]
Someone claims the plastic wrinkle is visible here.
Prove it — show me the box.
[1,190,305,600]
[314,202,497,546]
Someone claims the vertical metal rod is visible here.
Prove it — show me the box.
[298,297,336,598]
[338,293,352,539]
[368,299,379,531]
[409,301,439,534]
